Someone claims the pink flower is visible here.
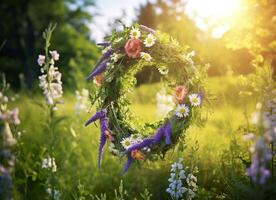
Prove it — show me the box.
[124,38,141,58]
[49,50,60,61]
[174,86,188,103]
[37,55,45,66]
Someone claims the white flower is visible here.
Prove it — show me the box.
[37,55,45,66]
[121,137,132,149]
[42,156,57,172]
[130,27,141,39]
[74,88,90,114]
[175,104,189,118]
[156,90,174,117]
[108,143,120,155]
[141,52,152,62]
[111,53,120,63]
[38,65,63,105]
[188,94,201,107]
[49,50,60,61]
[144,33,156,47]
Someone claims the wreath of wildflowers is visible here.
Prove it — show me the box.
[85,24,208,175]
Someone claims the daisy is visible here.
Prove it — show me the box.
[130,27,141,39]
[188,94,201,107]
[141,52,152,62]
[175,104,189,118]
[121,137,132,149]
[144,33,156,47]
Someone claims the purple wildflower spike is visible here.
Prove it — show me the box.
[85,110,106,126]
[123,138,154,156]
[87,49,113,80]
[98,115,109,169]
[153,127,165,144]
[164,123,172,145]
[139,25,156,34]
[98,128,107,169]
[122,154,133,175]
[97,42,111,47]
[87,60,108,80]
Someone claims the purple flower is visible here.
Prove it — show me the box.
[153,122,172,145]
[122,154,133,175]
[87,60,108,80]
[153,127,164,145]
[85,109,110,169]
[164,123,171,145]
[123,138,154,156]
[87,49,113,80]
[139,25,156,34]
[85,110,106,126]
[97,42,111,47]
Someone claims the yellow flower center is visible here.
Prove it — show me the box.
[179,108,186,114]
[192,98,199,104]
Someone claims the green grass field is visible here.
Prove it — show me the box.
[13,76,255,199]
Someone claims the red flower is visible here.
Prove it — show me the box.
[174,86,188,103]
[124,38,141,58]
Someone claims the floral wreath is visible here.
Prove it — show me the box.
[85,23,208,175]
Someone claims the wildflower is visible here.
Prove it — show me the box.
[108,143,120,155]
[121,137,133,149]
[124,38,142,58]
[110,53,120,63]
[140,52,152,62]
[139,25,156,34]
[74,89,90,114]
[130,27,141,39]
[49,50,60,61]
[153,123,171,145]
[246,137,271,184]
[131,150,145,160]
[87,48,113,80]
[42,156,57,173]
[167,159,198,200]
[174,86,188,103]
[38,65,63,105]
[46,188,61,200]
[144,33,156,47]
[156,90,174,117]
[175,104,189,118]
[37,55,45,66]
[188,94,201,107]
[85,109,111,169]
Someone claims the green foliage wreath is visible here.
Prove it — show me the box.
[85,23,208,174]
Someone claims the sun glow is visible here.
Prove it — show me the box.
[185,0,243,38]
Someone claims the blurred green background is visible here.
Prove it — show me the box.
[1,0,276,199]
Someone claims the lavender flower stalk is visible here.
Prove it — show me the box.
[97,42,111,47]
[164,123,171,145]
[85,110,106,126]
[87,49,113,80]
[123,138,154,156]
[139,25,156,34]
[122,154,133,175]
[85,109,110,169]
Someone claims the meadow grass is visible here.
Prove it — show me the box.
[13,76,254,199]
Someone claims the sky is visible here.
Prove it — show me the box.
[89,0,155,42]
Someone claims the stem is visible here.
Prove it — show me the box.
[272,142,274,182]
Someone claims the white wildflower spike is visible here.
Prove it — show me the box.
[42,156,57,173]
[37,55,45,66]
[167,159,198,200]
[144,33,156,47]
[49,50,60,61]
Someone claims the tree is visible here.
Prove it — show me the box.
[0,0,99,89]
